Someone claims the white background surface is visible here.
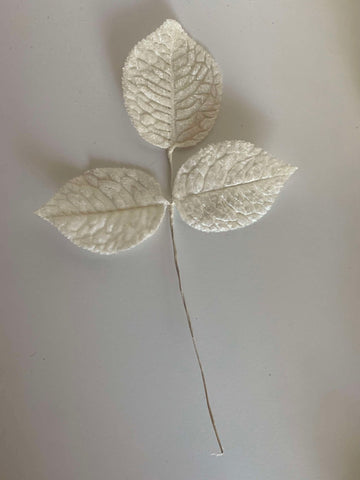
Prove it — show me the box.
[1,1,360,479]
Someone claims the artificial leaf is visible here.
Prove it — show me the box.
[34,18,299,455]
[122,19,222,149]
[173,140,297,232]
[35,168,167,254]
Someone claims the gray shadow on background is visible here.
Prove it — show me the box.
[87,156,155,179]
[103,0,176,94]
[19,0,176,189]
[17,138,83,188]
[17,137,157,193]
[23,0,270,188]
[172,89,270,178]
[103,0,270,178]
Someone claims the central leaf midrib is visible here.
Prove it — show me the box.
[46,202,165,219]
[169,29,177,146]
[178,174,287,200]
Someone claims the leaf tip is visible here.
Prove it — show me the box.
[161,19,183,32]
[34,206,49,221]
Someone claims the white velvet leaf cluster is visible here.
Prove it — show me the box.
[36,20,296,254]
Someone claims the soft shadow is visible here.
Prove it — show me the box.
[87,156,156,179]
[172,89,270,177]
[16,138,83,187]
[208,89,269,146]
[314,391,360,479]
[102,1,270,178]
[102,0,177,94]
[17,136,159,189]
[25,1,270,192]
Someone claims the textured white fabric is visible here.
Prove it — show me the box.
[35,168,167,254]
[122,19,222,149]
[173,140,297,232]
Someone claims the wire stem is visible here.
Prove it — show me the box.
[167,147,223,456]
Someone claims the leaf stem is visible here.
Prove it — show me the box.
[167,147,224,456]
